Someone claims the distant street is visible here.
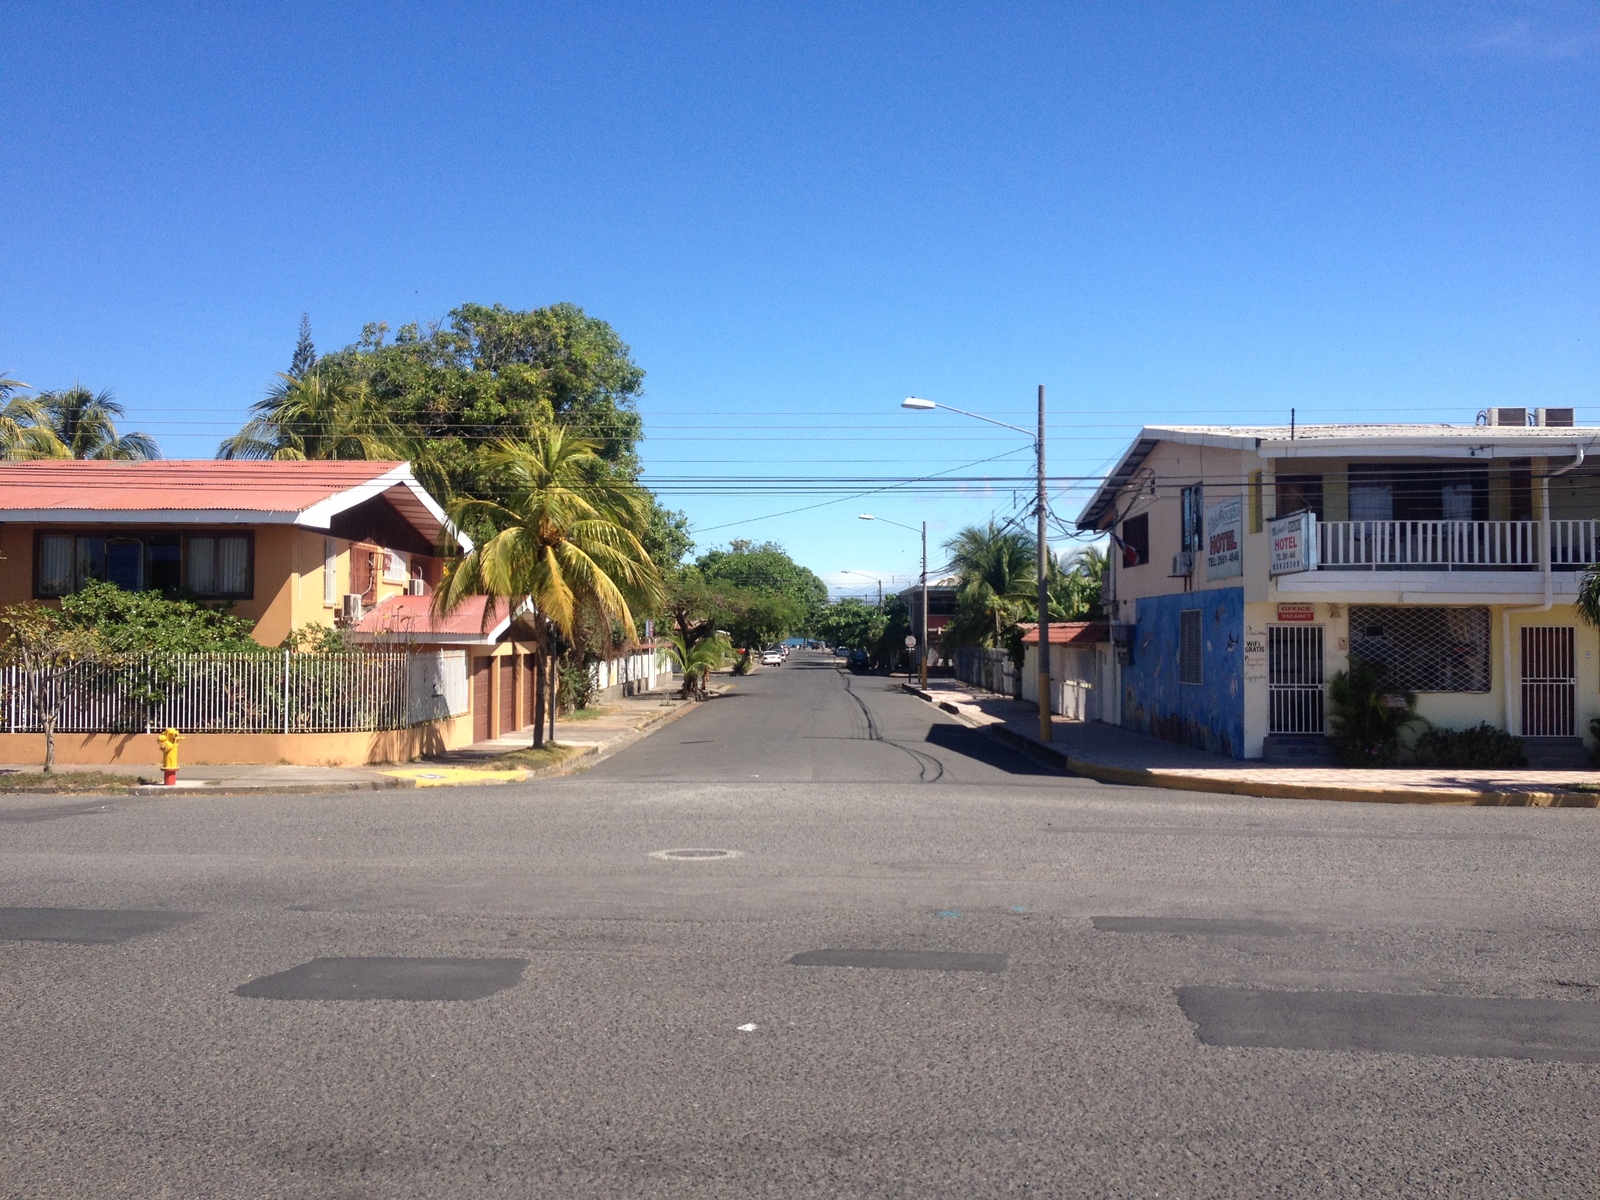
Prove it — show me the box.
[3,650,1597,1198]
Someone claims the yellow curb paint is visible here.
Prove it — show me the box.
[380,766,529,788]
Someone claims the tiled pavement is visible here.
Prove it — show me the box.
[907,677,1600,806]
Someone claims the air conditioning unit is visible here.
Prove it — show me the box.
[1486,407,1529,427]
[407,577,426,596]
[1170,551,1194,578]
[1538,407,1575,428]
[340,594,364,624]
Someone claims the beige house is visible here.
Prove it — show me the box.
[1077,409,1599,764]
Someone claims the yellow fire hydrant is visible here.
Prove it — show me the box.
[157,728,183,787]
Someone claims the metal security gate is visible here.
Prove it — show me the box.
[1269,624,1325,734]
[1521,626,1575,737]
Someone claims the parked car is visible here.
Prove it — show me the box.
[846,648,871,673]
[761,649,784,666]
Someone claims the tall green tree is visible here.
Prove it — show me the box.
[0,374,68,461]
[290,313,317,378]
[35,386,159,460]
[310,302,646,501]
[218,370,408,461]
[435,429,664,745]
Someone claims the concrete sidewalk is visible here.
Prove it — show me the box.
[0,682,709,796]
[905,677,1600,807]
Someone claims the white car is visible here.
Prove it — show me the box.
[761,650,784,666]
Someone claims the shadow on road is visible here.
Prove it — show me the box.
[923,723,1061,776]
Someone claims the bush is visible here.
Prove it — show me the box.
[1327,660,1421,767]
[1412,723,1527,769]
[731,648,755,675]
[557,662,596,714]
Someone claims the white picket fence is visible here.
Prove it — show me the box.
[0,650,469,734]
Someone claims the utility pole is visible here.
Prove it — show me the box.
[920,519,929,690]
[1036,384,1051,744]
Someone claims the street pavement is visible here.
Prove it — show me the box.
[2,649,1597,1197]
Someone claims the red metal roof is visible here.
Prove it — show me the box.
[0,459,404,513]
[351,594,525,644]
[1017,621,1110,645]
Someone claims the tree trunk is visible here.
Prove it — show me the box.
[532,650,546,749]
[548,653,558,744]
[42,713,56,774]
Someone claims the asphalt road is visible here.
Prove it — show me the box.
[2,650,1598,1198]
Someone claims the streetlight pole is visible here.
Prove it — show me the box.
[859,513,929,688]
[901,390,1052,743]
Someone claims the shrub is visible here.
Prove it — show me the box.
[557,662,596,714]
[731,648,755,675]
[1412,723,1527,769]
[1327,660,1421,767]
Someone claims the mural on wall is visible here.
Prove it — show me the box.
[1123,586,1245,758]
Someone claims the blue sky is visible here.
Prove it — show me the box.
[2,2,1596,599]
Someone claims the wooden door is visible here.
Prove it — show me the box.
[472,657,491,742]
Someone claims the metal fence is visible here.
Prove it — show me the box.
[952,647,1017,697]
[2,649,469,734]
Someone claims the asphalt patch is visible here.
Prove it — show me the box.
[234,956,529,1001]
[1177,986,1600,1062]
[789,949,1007,973]
[1094,916,1293,937]
[0,907,197,944]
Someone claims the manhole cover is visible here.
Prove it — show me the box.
[649,848,743,861]
[235,956,528,1001]
[0,907,197,945]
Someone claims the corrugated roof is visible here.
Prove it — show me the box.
[0,459,471,550]
[351,595,526,644]
[1017,621,1110,645]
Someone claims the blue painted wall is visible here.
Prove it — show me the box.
[1124,587,1245,758]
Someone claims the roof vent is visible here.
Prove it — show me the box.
[1485,407,1530,427]
[1538,407,1575,428]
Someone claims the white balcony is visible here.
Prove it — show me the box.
[1318,520,1600,571]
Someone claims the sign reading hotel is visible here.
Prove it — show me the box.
[1205,497,1244,581]
[1269,511,1317,576]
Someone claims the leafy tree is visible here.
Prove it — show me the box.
[0,603,106,772]
[0,374,68,460]
[58,581,260,654]
[435,430,663,745]
[34,386,158,460]
[696,539,828,610]
[814,597,884,652]
[218,370,408,462]
[309,302,646,502]
[290,313,317,378]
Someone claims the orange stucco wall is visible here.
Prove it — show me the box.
[0,522,425,647]
[0,713,474,768]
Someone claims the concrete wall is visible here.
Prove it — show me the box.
[0,713,475,768]
[1125,586,1246,758]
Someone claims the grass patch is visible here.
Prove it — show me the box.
[0,770,139,794]
[563,707,615,721]
[490,743,583,772]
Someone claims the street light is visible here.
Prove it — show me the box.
[859,513,929,689]
[901,388,1053,744]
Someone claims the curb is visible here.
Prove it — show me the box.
[903,683,1600,809]
[129,777,416,797]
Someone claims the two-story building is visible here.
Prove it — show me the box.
[1077,409,1599,765]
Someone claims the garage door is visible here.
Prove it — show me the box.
[472,657,491,742]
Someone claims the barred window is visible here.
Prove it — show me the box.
[1179,609,1203,685]
[1348,605,1491,693]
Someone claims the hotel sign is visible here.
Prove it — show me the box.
[1205,497,1244,582]
[1269,511,1317,577]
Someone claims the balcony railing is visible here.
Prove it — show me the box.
[1318,520,1600,571]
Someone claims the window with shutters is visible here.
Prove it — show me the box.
[1348,605,1491,693]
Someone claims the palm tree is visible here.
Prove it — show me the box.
[35,386,160,460]
[1051,545,1107,621]
[436,428,665,745]
[940,522,1039,648]
[218,370,406,461]
[0,374,68,461]
[662,630,732,700]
